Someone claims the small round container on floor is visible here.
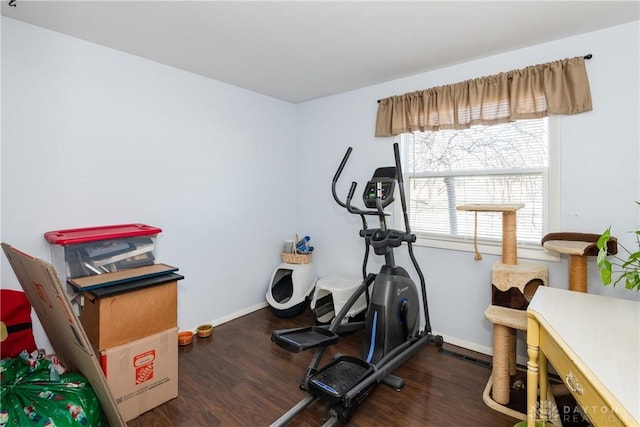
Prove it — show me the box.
[178,331,194,346]
[197,324,213,338]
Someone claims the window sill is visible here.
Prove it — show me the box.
[413,235,560,262]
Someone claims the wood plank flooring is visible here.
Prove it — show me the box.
[127,307,519,426]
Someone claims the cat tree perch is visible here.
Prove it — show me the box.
[541,232,618,293]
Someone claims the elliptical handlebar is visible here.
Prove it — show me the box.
[332,147,392,217]
[345,182,362,215]
[333,147,373,216]
[393,142,412,235]
[332,147,352,209]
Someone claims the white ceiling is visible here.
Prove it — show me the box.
[2,1,639,103]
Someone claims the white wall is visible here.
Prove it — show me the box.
[2,17,638,357]
[297,21,640,354]
[1,17,298,350]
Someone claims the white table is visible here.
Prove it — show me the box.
[526,287,639,426]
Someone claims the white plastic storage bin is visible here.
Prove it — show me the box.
[44,223,161,295]
[266,262,317,317]
[311,274,367,324]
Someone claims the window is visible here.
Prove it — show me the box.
[397,118,557,259]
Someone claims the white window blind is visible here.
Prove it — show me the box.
[400,118,548,245]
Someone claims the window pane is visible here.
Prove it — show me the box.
[406,120,548,173]
[408,174,543,242]
[403,119,548,244]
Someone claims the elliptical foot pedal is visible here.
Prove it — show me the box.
[308,356,373,403]
[271,326,339,353]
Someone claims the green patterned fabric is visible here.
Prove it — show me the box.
[0,353,106,426]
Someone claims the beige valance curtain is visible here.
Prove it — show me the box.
[375,56,592,137]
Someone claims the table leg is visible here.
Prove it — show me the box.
[527,316,540,427]
[539,351,548,422]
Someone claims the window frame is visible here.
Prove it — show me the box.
[393,116,561,262]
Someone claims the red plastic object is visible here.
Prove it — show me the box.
[44,224,162,245]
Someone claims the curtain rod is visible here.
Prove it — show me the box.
[376,54,593,104]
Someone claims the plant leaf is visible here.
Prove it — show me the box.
[596,228,611,250]
[599,259,612,285]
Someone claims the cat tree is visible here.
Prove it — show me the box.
[457,203,549,419]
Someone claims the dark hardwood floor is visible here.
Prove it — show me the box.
[127,307,519,427]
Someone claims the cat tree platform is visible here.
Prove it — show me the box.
[541,232,618,293]
[492,262,548,309]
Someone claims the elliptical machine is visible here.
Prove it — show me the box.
[270,143,443,426]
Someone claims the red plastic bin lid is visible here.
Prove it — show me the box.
[44,223,162,245]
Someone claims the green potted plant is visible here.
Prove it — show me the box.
[596,202,640,291]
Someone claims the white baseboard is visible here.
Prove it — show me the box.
[437,332,493,356]
[435,331,528,366]
[186,301,269,332]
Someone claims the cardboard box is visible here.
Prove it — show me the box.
[100,328,178,422]
[2,243,126,426]
[80,278,178,351]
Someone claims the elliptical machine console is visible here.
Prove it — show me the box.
[362,167,396,209]
[270,143,443,426]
